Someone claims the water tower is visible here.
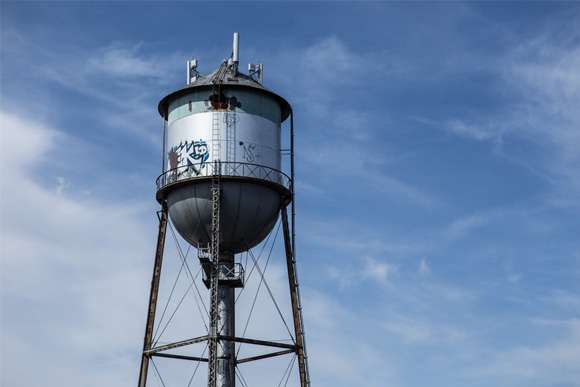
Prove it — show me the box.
[137,34,310,387]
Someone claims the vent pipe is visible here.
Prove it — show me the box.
[233,32,239,69]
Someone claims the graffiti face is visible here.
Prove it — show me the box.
[192,143,208,158]
[168,139,210,176]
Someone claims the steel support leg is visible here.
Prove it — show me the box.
[216,253,235,387]
[138,204,168,387]
[281,206,309,387]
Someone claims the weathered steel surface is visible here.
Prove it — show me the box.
[207,183,221,387]
[236,349,295,364]
[158,67,291,122]
[144,335,209,354]
[157,162,292,192]
[162,180,283,254]
[282,206,310,387]
[218,335,298,350]
[138,205,168,387]
[151,353,208,362]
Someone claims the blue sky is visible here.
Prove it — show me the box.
[2,2,580,386]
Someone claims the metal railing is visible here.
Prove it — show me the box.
[156,161,292,191]
[202,262,245,285]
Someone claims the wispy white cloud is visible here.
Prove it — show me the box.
[362,256,392,282]
[413,116,508,145]
[302,215,432,263]
[280,36,435,207]
[367,171,433,206]
[1,111,155,386]
[1,33,182,148]
[380,315,433,343]
[443,209,503,239]
[303,36,353,80]
[470,319,580,384]
[55,176,69,195]
[324,264,358,289]
[539,289,580,312]
[507,273,521,284]
[272,35,395,112]
[426,12,580,204]
[304,289,398,386]
[443,119,498,141]
[379,313,469,346]
[87,42,173,78]
[504,40,580,200]
[296,126,433,206]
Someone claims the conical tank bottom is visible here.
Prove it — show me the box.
[166,180,282,253]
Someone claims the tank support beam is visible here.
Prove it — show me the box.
[138,203,168,387]
[281,205,310,387]
[207,181,221,387]
[208,168,236,387]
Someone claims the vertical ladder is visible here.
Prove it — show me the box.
[211,62,228,166]
[212,109,221,166]
[225,112,236,173]
[207,162,221,387]
[208,62,227,386]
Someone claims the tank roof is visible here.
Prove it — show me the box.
[158,66,292,121]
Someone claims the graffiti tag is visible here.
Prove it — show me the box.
[239,141,256,163]
[168,139,210,178]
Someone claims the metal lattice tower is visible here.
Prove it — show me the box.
[207,166,221,387]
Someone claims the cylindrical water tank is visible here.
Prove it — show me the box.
[156,66,291,254]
